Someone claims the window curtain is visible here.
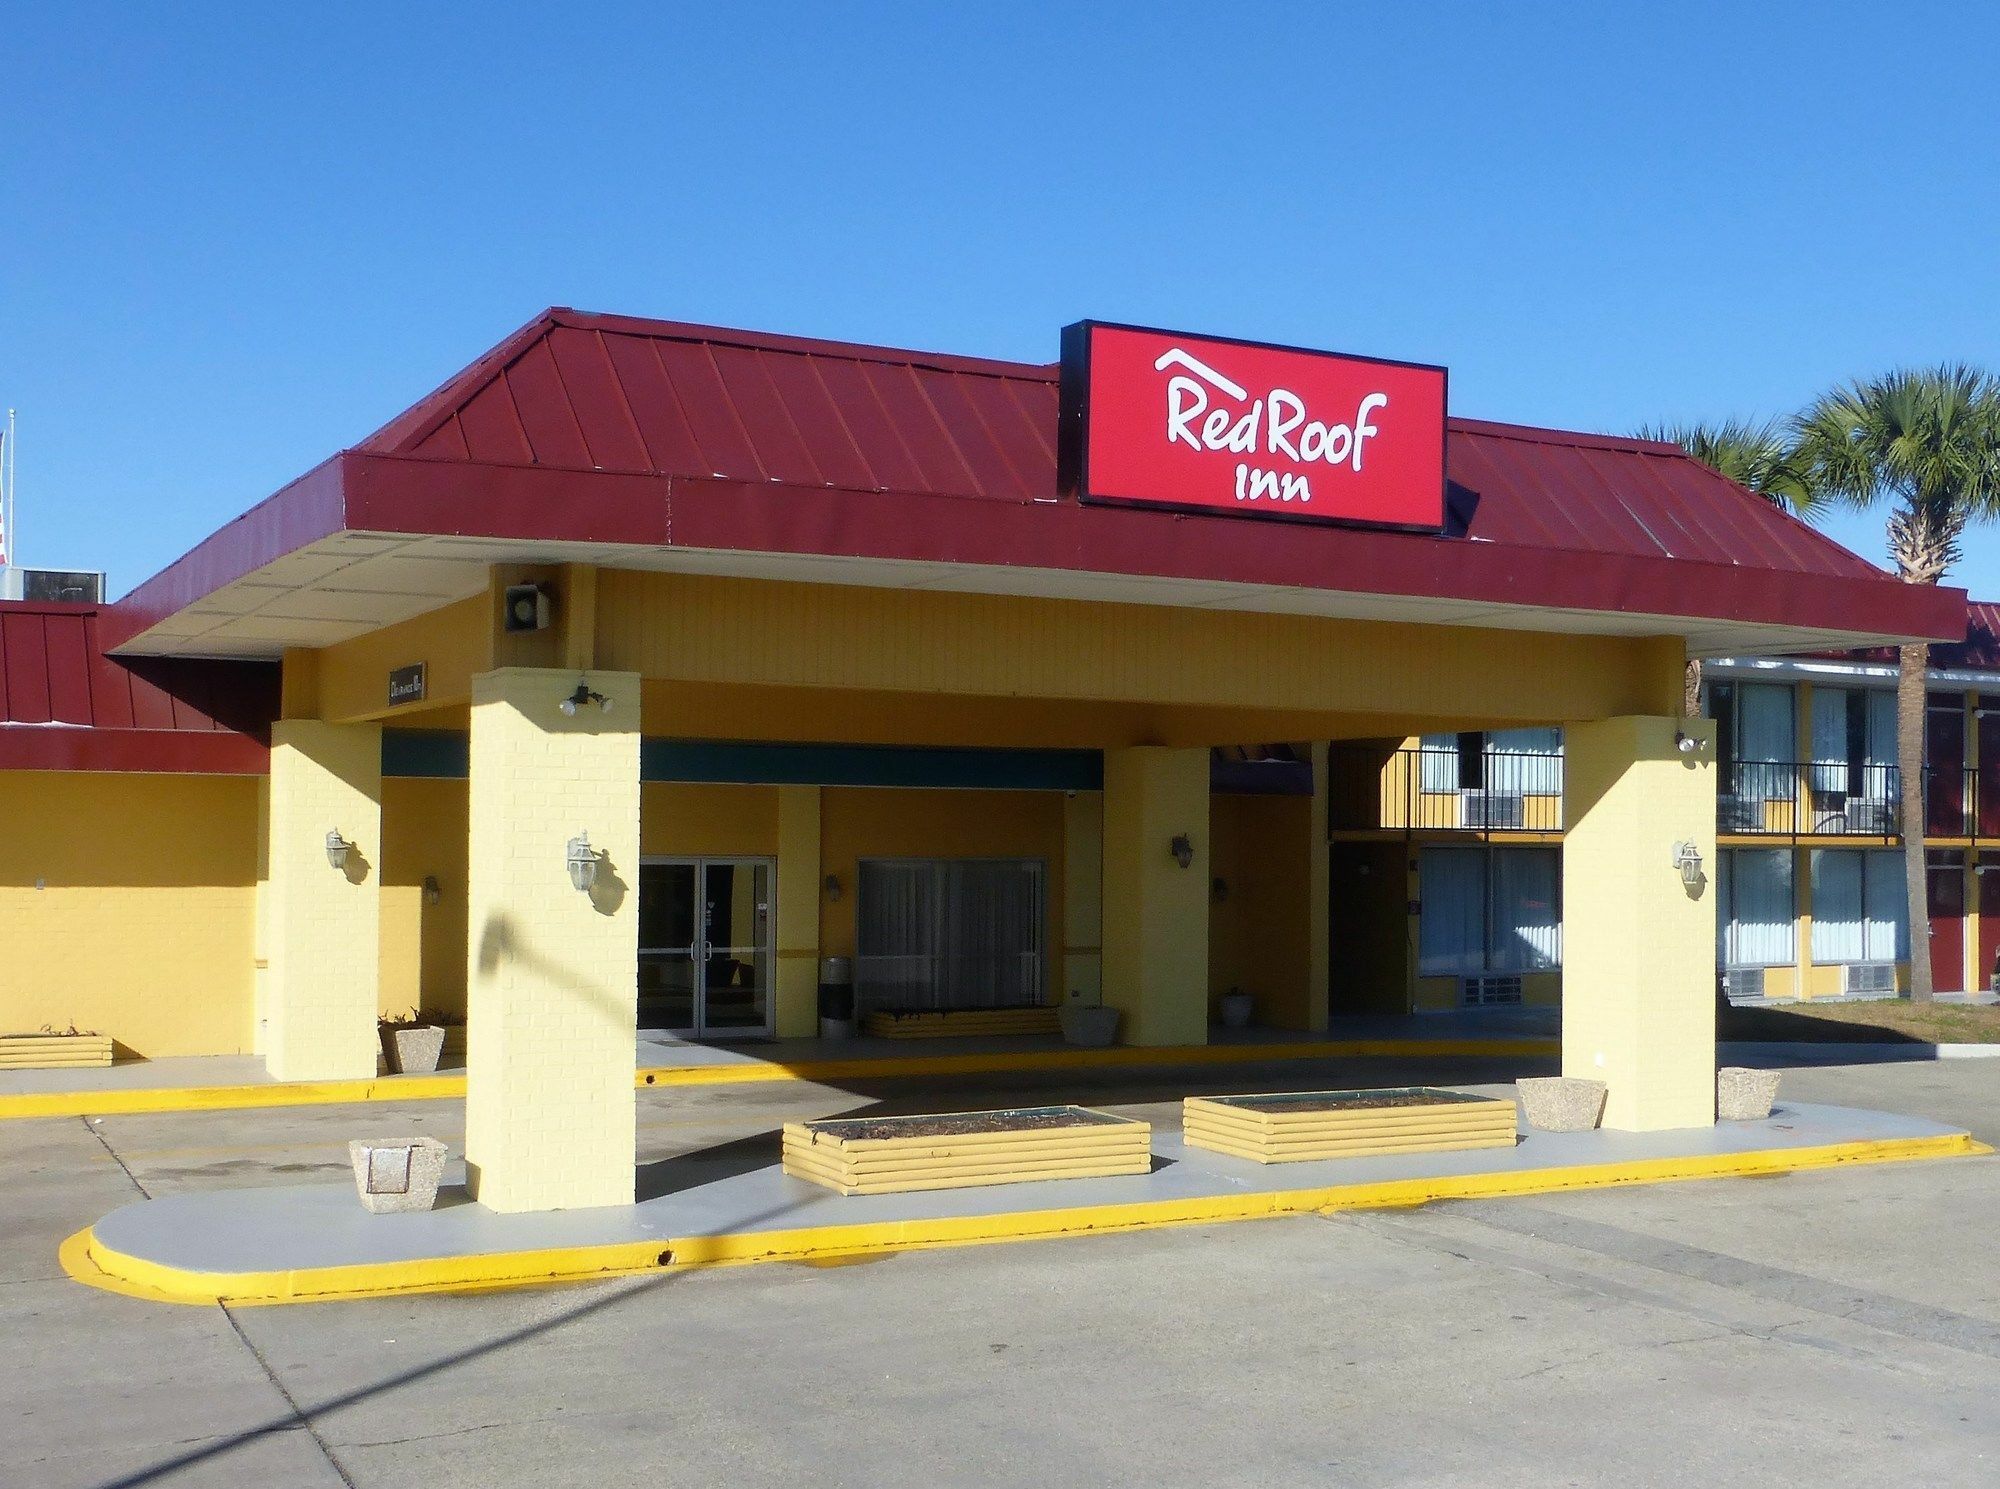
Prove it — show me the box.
[1864,849,1909,960]
[1810,849,1865,963]
[1725,849,1794,966]
[1736,684,1795,802]
[1489,847,1561,972]
[1809,688,1849,796]
[1863,691,1898,803]
[1418,848,1485,976]
[1418,734,1459,793]
[1487,727,1564,797]
[855,861,936,1009]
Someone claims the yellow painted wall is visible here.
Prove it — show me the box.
[377,777,470,1020]
[817,786,1067,995]
[0,772,258,1058]
[317,595,489,724]
[639,783,780,857]
[1208,793,1315,1030]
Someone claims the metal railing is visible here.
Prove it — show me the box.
[1326,746,1993,843]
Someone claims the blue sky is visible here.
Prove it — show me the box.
[4,4,1998,598]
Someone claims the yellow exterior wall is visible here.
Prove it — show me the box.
[774,785,821,1037]
[317,595,489,723]
[1209,793,1315,1030]
[1563,716,1716,1130]
[639,783,780,857]
[464,667,640,1213]
[265,720,382,1081]
[0,772,258,1058]
[595,571,1685,730]
[1062,792,1103,1006]
[817,787,1067,994]
[1102,747,1210,1046]
[378,777,470,1020]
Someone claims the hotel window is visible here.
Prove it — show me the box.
[855,858,1046,1011]
[1417,846,1561,976]
[1809,687,1898,802]
[1417,728,1563,796]
[1716,848,1794,967]
[1809,848,1909,964]
[1709,680,1796,802]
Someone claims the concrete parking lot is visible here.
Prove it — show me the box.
[5,1056,1998,1488]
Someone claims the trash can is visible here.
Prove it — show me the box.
[818,955,855,1040]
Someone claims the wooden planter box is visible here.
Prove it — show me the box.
[1183,1087,1517,1164]
[0,1034,114,1069]
[783,1105,1151,1195]
[862,1006,1061,1040]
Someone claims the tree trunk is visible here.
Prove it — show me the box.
[1683,657,1702,718]
[1899,641,1934,1004]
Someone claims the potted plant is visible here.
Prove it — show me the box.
[1217,986,1255,1030]
[378,1010,449,1074]
[1058,988,1120,1047]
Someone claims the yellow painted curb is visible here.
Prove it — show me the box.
[62,1131,1989,1308]
[1,1039,1558,1122]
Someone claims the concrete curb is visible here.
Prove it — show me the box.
[61,1131,1990,1308]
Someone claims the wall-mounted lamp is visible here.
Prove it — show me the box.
[1170,834,1195,870]
[1211,876,1229,903]
[566,832,601,893]
[422,874,442,906]
[1675,731,1706,755]
[559,678,613,716]
[1671,840,1705,889]
[325,830,354,872]
[823,873,844,902]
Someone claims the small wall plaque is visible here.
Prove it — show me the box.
[388,663,427,706]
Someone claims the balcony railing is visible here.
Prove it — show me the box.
[1327,745,1565,834]
[1327,747,1993,842]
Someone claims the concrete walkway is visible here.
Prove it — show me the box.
[68,1098,1983,1306]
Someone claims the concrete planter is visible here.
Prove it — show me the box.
[819,1016,857,1040]
[1059,1004,1121,1047]
[861,1007,1061,1040]
[1516,1076,1608,1132]
[1217,990,1255,1029]
[379,1024,446,1074]
[1184,1087,1518,1163]
[783,1106,1151,1195]
[348,1137,449,1213]
[1717,1066,1782,1121]
[0,1033,112,1068]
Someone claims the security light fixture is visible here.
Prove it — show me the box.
[566,833,600,893]
[559,678,612,716]
[1170,834,1195,870]
[1675,731,1706,755]
[503,582,552,632]
[325,830,354,872]
[1671,840,1704,889]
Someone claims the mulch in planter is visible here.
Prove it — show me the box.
[1207,1087,1492,1114]
[807,1106,1124,1141]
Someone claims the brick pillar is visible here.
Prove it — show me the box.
[773,784,821,1038]
[464,667,640,1213]
[1101,747,1209,1046]
[1562,716,1717,1130]
[264,720,382,1081]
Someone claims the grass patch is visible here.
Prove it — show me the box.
[1721,998,2000,1046]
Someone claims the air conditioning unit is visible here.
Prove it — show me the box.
[1842,962,1897,995]
[1844,799,1895,835]
[1461,790,1525,829]
[1717,795,1762,832]
[0,566,104,602]
[1721,967,1766,1002]
[1459,973,1523,1007]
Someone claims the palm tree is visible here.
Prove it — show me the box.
[1791,367,2000,1003]
[1637,420,1824,712]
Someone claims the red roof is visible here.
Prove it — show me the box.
[112,308,1964,655]
[1827,600,2000,674]
[0,602,273,771]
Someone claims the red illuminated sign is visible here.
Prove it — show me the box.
[1058,321,1447,530]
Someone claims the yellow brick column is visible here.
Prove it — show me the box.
[774,784,822,1038]
[1101,747,1209,1046]
[464,667,640,1213]
[264,720,382,1081]
[1562,716,1717,1130]
[1063,791,1104,1003]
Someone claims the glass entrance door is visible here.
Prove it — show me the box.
[638,857,774,1038]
